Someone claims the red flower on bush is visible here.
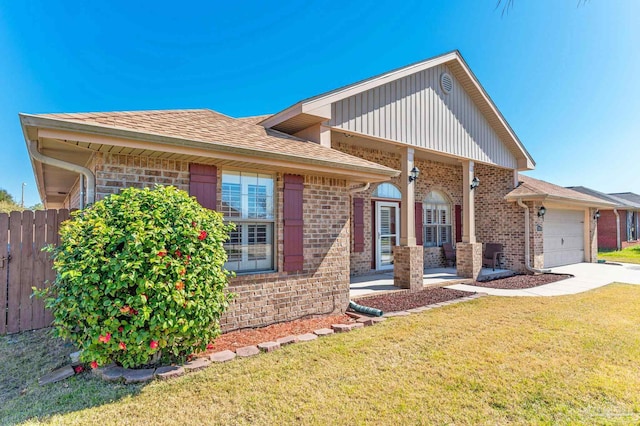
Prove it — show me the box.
[198,230,207,240]
[118,326,124,332]
[179,268,186,276]
[206,343,214,350]
[158,250,167,257]
[150,340,159,349]
[119,342,127,350]
[175,281,185,291]
[175,249,182,258]
[73,365,84,374]
[131,308,138,316]
[98,333,111,343]
[192,221,197,228]
[120,306,131,314]
[90,361,98,369]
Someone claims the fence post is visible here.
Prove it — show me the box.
[7,211,22,333]
[0,213,8,334]
[32,210,47,330]
[19,210,34,331]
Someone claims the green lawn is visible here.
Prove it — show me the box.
[599,245,640,264]
[3,284,640,425]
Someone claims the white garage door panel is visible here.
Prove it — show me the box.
[544,209,585,268]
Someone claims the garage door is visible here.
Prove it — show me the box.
[543,209,585,268]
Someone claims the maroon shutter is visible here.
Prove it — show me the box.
[415,202,423,246]
[283,174,304,272]
[189,164,217,209]
[371,201,376,270]
[455,204,462,243]
[353,198,365,252]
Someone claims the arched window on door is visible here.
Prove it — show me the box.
[372,183,401,199]
[424,190,452,247]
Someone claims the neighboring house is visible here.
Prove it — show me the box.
[568,187,640,250]
[610,193,640,246]
[19,50,609,330]
[504,176,615,269]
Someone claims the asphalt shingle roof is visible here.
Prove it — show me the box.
[506,175,613,205]
[608,192,640,209]
[34,109,396,175]
[567,186,640,209]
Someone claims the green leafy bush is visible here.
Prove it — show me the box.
[38,185,234,368]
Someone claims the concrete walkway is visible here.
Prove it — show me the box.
[446,262,640,296]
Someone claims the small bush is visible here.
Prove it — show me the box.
[37,185,234,368]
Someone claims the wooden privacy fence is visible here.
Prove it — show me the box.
[0,209,69,335]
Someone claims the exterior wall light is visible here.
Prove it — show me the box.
[409,166,420,183]
[538,206,546,218]
[594,210,600,220]
[470,176,480,190]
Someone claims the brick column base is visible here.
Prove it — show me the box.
[456,242,482,279]
[393,245,424,291]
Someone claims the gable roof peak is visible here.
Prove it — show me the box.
[260,50,535,171]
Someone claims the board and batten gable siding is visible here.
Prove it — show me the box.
[329,64,518,169]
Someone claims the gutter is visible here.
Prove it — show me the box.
[26,139,95,206]
[516,198,551,274]
[20,114,399,180]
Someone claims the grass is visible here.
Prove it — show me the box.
[599,245,640,264]
[2,284,640,425]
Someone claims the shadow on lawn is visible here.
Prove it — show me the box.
[0,328,143,424]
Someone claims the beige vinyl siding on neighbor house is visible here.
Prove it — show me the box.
[329,64,518,169]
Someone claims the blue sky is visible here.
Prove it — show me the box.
[1,1,638,206]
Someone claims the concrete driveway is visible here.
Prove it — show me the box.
[446,262,640,296]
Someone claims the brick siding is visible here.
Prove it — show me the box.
[94,153,190,200]
[93,153,350,332]
[474,164,526,272]
[333,139,464,274]
[598,209,625,250]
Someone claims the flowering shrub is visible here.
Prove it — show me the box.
[37,185,234,368]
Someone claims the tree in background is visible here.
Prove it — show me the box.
[496,0,589,16]
[0,189,16,204]
[0,188,22,213]
[0,188,43,213]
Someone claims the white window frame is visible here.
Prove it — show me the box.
[221,171,275,273]
[423,191,452,247]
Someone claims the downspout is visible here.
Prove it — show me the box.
[613,208,621,250]
[80,175,86,210]
[516,198,550,274]
[347,182,372,313]
[349,182,370,194]
[27,139,95,206]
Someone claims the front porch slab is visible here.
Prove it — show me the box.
[350,267,511,298]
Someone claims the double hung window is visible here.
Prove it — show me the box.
[221,171,274,273]
[424,191,452,247]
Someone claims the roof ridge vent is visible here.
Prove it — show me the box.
[440,72,453,94]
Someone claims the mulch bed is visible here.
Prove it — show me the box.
[353,287,475,312]
[469,273,572,289]
[201,314,354,355]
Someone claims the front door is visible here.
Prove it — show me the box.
[376,201,399,270]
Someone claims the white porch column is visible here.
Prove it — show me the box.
[400,147,416,246]
[462,160,476,243]
[457,160,482,279]
[394,146,423,291]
